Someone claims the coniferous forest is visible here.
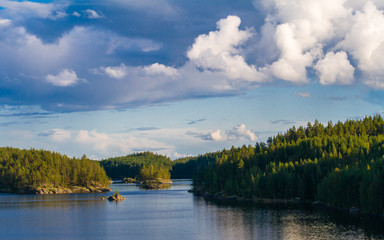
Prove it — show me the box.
[100,152,172,181]
[1,115,384,215]
[191,115,384,214]
[0,147,110,193]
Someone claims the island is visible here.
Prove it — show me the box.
[100,152,173,189]
[0,147,110,194]
[107,191,125,201]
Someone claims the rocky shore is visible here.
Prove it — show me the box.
[0,185,110,195]
[141,178,172,189]
[189,188,302,204]
[120,178,172,189]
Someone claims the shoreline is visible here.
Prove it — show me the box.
[190,188,384,219]
[0,186,111,195]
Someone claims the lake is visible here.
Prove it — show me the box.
[0,180,383,240]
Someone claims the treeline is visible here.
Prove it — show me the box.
[100,152,172,180]
[0,147,110,191]
[193,115,384,214]
[171,151,223,179]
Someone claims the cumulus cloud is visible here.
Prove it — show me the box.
[259,0,350,83]
[337,2,384,88]
[46,69,85,87]
[227,124,258,141]
[190,124,257,142]
[187,15,264,82]
[1,1,384,113]
[269,23,316,83]
[201,129,226,141]
[143,63,179,77]
[256,0,384,87]
[315,51,355,85]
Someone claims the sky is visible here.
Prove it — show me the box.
[0,0,384,160]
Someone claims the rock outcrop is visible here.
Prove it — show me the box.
[9,185,111,195]
[107,191,125,201]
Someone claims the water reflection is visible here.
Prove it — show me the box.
[193,197,384,240]
[0,193,109,240]
[0,181,383,240]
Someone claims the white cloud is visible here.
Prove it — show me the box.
[143,63,179,77]
[102,64,129,79]
[187,15,264,82]
[72,11,81,17]
[46,129,72,142]
[0,0,65,19]
[261,0,350,83]
[3,2,384,112]
[84,9,103,19]
[0,25,162,90]
[100,62,179,80]
[294,92,311,98]
[227,124,257,142]
[191,124,257,142]
[76,129,110,152]
[46,69,84,87]
[315,51,355,85]
[270,23,315,83]
[337,2,384,88]
[172,152,192,159]
[0,18,11,27]
[44,128,174,158]
[253,0,384,88]
[201,129,226,141]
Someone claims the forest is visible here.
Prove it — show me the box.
[192,115,384,214]
[100,152,172,181]
[0,147,110,193]
[2,115,384,213]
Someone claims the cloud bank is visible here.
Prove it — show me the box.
[0,0,383,113]
[40,128,175,159]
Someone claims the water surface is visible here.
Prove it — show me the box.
[0,180,383,240]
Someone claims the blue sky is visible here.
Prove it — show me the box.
[0,0,384,159]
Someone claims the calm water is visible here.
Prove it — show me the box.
[0,180,383,240]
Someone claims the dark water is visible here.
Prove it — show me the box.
[0,180,383,240]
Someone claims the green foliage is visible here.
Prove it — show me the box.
[170,151,223,179]
[0,147,110,191]
[100,152,172,180]
[138,164,170,181]
[192,115,384,214]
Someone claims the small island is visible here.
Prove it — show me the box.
[100,152,173,189]
[107,191,125,201]
[0,147,110,194]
